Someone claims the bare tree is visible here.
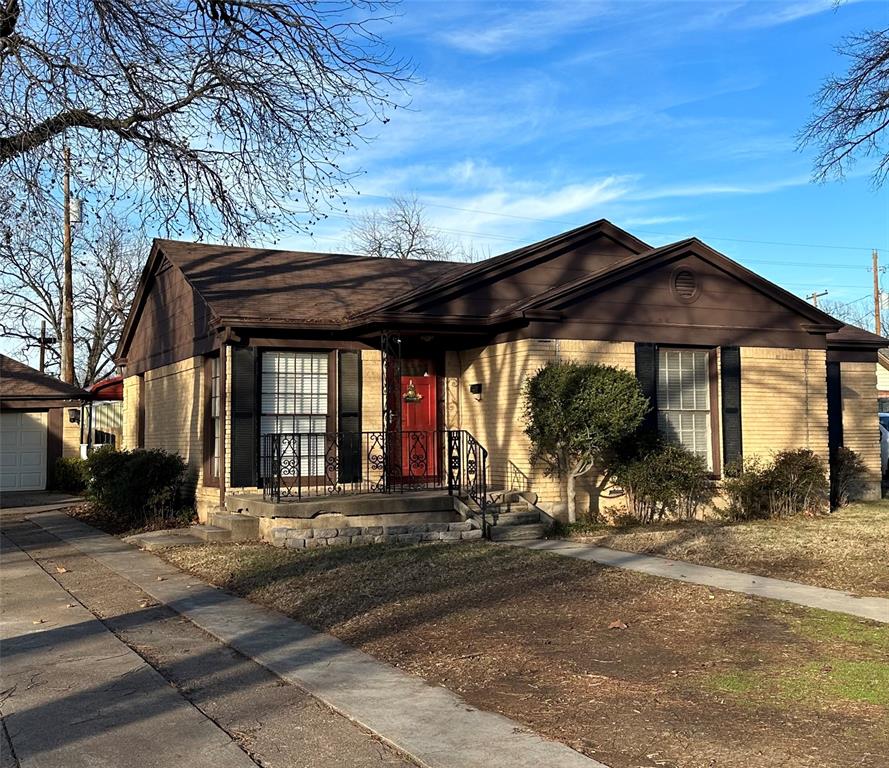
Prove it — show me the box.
[1,0,411,241]
[821,296,887,335]
[799,26,889,186]
[0,201,63,369]
[0,213,142,386]
[77,223,144,385]
[349,194,472,260]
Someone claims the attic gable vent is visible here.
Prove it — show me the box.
[672,268,699,303]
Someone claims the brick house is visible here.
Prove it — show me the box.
[114,220,883,540]
[1,354,87,492]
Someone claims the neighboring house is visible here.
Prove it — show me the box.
[115,220,885,526]
[877,349,889,412]
[0,354,88,492]
[87,376,124,449]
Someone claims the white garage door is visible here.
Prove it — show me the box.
[1,411,48,492]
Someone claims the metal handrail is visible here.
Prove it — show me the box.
[260,429,489,537]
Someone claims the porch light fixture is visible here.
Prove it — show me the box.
[469,383,482,401]
[68,408,80,424]
[402,379,423,402]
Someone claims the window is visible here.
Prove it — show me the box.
[260,351,329,475]
[657,348,711,469]
[204,356,220,483]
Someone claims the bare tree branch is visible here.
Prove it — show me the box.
[799,26,889,187]
[1,1,412,241]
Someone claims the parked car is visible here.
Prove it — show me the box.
[880,413,889,474]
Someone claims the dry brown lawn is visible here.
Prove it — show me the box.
[162,540,889,768]
[571,500,889,596]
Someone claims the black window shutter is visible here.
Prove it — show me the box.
[721,346,743,468]
[338,351,362,483]
[230,347,257,488]
[826,361,843,459]
[634,343,658,433]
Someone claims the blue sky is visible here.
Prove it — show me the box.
[282,0,889,315]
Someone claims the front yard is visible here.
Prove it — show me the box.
[163,540,888,768]
[566,499,889,597]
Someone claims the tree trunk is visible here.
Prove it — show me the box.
[566,471,577,524]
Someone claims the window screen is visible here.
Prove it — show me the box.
[260,351,329,475]
[657,349,711,468]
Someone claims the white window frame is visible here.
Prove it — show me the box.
[656,348,712,470]
[260,351,330,477]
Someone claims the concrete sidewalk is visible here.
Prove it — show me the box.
[29,512,607,768]
[507,539,889,624]
[0,534,258,768]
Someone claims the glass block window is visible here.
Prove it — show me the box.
[260,351,329,475]
[657,348,711,469]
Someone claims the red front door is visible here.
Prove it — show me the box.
[400,375,438,480]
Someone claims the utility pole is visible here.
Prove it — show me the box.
[806,290,828,308]
[873,249,882,337]
[38,320,56,374]
[61,146,75,384]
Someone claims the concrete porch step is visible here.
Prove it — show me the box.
[487,509,540,525]
[489,523,548,542]
[123,529,203,551]
[208,512,260,541]
[189,524,231,543]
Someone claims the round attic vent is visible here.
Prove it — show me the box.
[672,268,700,303]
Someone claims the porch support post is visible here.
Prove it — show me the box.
[218,341,228,510]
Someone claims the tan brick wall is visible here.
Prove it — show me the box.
[840,361,881,498]
[455,339,635,516]
[62,414,81,458]
[740,347,828,463]
[362,349,383,432]
[143,356,204,502]
[455,342,833,522]
[121,375,142,450]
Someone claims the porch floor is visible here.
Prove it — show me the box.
[226,489,459,520]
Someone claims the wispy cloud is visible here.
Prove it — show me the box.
[738,0,850,29]
[436,1,621,55]
[621,214,691,227]
[630,175,810,201]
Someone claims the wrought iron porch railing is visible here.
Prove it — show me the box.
[260,430,489,535]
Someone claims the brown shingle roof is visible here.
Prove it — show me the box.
[0,355,88,400]
[156,240,468,325]
[826,323,886,347]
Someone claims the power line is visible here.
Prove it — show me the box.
[323,208,879,272]
[355,192,886,253]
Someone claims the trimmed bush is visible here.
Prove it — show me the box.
[51,456,89,493]
[613,438,715,523]
[523,361,649,522]
[86,446,191,529]
[724,449,828,520]
[767,449,829,517]
[831,447,866,509]
[722,457,770,520]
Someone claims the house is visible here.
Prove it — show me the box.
[877,350,889,412]
[86,376,124,449]
[114,220,884,539]
[0,354,88,492]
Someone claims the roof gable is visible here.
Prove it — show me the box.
[360,219,650,318]
[521,238,842,331]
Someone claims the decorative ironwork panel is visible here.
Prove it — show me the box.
[259,428,488,537]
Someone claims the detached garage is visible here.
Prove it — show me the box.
[1,354,88,492]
